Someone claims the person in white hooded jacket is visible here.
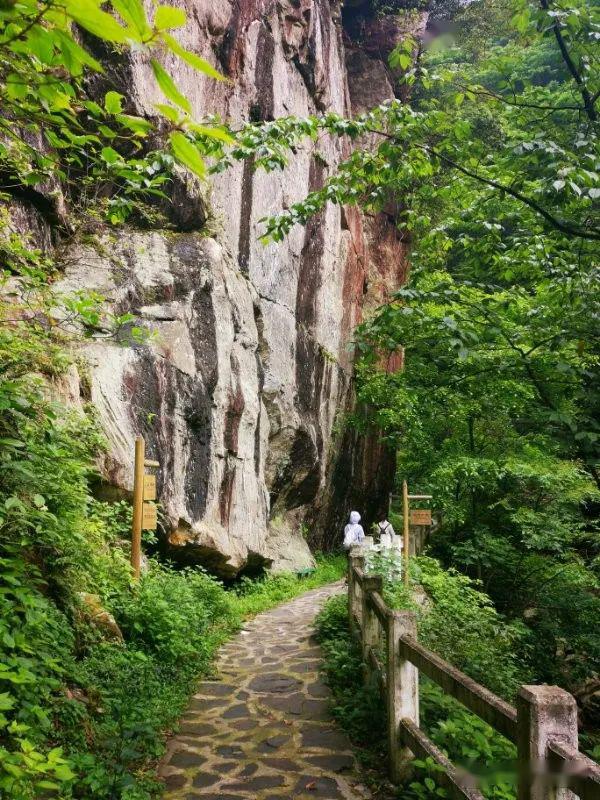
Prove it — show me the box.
[343,510,365,550]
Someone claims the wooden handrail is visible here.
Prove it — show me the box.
[366,645,387,694]
[547,738,600,800]
[399,634,518,743]
[367,591,390,626]
[346,561,600,800]
[399,719,486,800]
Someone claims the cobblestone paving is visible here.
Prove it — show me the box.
[160,583,371,800]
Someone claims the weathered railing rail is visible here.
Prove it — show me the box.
[347,552,600,800]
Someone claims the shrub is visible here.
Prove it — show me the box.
[412,557,528,699]
[111,563,232,666]
[314,595,385,766]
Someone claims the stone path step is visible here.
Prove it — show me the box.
[160,583,371,800]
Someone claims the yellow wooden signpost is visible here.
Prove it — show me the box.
[143,474,156,501]
[409,508,432,526]
[131,437,159,581]
[401,481,433,587]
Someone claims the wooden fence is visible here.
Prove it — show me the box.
[347,552,600,800]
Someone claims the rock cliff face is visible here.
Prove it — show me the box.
[51,1,415,576]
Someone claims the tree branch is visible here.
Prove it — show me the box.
[455,81,583,114]
[364,126,600,240]
[423,144,600,241]
[539,0,597,122]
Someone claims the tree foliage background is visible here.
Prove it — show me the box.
[349,0,600,746]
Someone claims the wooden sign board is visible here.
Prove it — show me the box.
[142,502,157,530]
[143,474,156,501]
[410,509,432,526]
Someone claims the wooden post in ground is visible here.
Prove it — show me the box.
[361,573,383,682]
[516,685,578,800]
[131,436,145,581]
[388,609,419,781]
[348,552,364,630]
[402,480,410,586]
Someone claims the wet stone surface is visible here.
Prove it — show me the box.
[160,583,370,799]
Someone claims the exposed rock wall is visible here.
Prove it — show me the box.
[21,1,416,576]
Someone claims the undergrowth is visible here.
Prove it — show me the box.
[314,558,526,800]
[2,538,342,800]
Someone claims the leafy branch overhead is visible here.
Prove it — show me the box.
[0,0,231,217]
[225,0,598,244]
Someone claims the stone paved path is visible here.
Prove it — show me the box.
[160,583,371,800]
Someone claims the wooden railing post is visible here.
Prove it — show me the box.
[361,573,383,677]
[388,611,419,781]
[517,685,578,800]
[348,552,364,630]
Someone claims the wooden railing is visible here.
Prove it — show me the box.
[347,553,600,800]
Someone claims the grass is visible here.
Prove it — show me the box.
[231,553,346,617]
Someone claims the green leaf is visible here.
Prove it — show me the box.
[169,131,206,178]
[63,0,133,43]
[512,9,530,33]
[100,147,121,164]
[111,0,151,37]
[6,74,28,100]
[116,114,153,134]
[393,51,412,70]
[83,100,104,116]
[27,25,54,64]
[150,59,191,113]
[54,29,103,73]
[154,5,187,30]
[161,33,225,81]
[154,103,182,123]
[52,763,75,781]
[104,91,124,114]
[187,123,233,144]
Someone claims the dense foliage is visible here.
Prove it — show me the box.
[348,0,600,733]
[0,0,226,205]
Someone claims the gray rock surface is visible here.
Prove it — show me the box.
[11,1,422,576]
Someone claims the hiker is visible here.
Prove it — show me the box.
[343,510,365,550]
[377,517,397,548]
